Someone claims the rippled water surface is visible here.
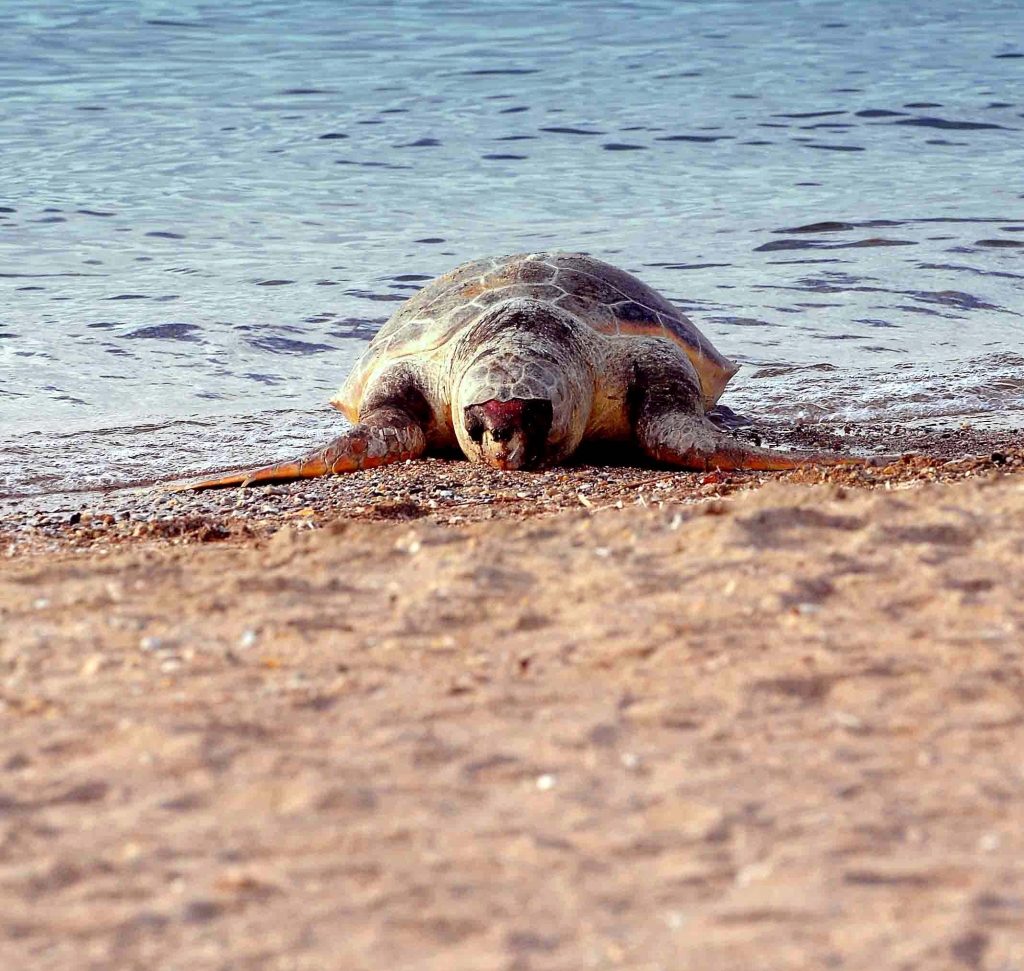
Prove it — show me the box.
[2,0,1022,498]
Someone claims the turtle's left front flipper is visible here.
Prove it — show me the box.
[165,406,427,491]
[637,410,877,472]
[628,344,881,473]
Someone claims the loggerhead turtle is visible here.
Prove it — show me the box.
[177,252,872,489]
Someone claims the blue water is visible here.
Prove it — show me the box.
[2,0,1023,498]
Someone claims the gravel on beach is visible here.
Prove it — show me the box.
[3,417,1021,556]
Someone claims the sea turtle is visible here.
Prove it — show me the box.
[177,252,870,489]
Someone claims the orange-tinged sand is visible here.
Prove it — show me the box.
[2,456,1024,969]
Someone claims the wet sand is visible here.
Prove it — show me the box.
[2,432,1024,969]
[3,418,1020,553]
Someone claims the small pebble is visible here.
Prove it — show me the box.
[978,832,1001,852]
[833,710,864,730]
[81,654,104,676]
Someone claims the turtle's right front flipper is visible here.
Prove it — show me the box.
[165,406,427,491]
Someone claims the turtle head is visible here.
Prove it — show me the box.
[453,299,593,470]
[461,398,554,471]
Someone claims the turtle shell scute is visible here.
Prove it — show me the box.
[473,283,565,308]
[609,300,662,327]
[482,259,557,288]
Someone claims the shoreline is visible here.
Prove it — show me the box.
[3,419,1022,557]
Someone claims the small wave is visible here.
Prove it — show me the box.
[731,353,1024,426]
[122,323,202,341]
[247,336,337,355]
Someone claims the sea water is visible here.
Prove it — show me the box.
[2,0,1022,499]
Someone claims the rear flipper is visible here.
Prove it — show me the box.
[165,406,427,491]
[638,411,887,472]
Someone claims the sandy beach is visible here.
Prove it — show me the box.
[3,440,1024,970]
[5,0,1024,966]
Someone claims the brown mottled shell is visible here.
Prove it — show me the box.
[335,252,738,417]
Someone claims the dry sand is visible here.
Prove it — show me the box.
[2,441,1024,969]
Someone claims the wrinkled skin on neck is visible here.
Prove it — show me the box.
[451,300,594,470]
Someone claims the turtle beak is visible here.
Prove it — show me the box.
[481,429,528,471]
[462,398,553,471]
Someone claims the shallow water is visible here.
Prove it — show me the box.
[2,0,1022,500]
